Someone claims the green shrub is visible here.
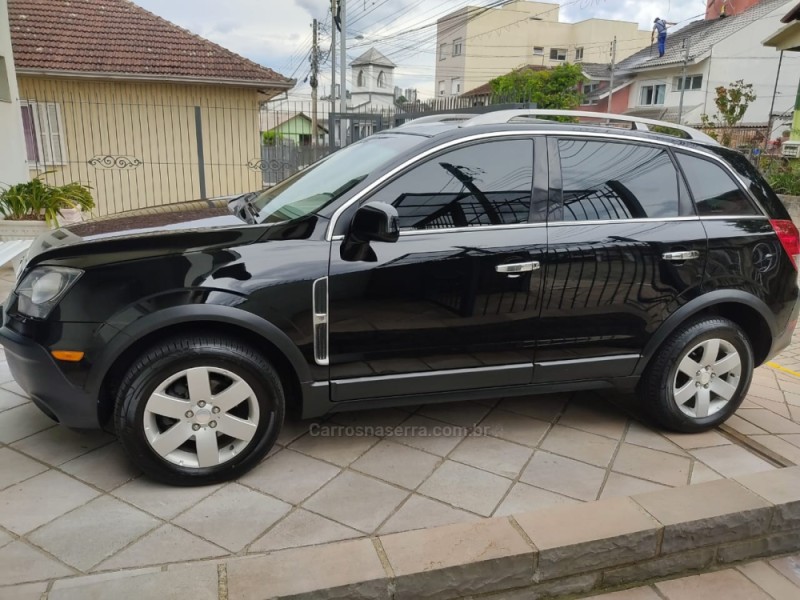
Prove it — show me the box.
[0,177,94,226]
[763,158,800,196]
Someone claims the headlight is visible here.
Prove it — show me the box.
[16,266,83,319]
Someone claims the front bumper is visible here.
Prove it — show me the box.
[0,322,100,429]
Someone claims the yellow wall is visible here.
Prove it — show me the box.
[18,76,266,216]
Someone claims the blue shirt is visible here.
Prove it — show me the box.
[654,19,667,35]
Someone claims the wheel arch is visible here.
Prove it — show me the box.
[93,306,310,425]
[635,291,776,376]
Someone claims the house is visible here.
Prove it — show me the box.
[260,111,327,147]
[8,0,293,216]
[460,64,549,106]
[581,0,800,136]
[0,0,26,188]
[764,0,800,141]
[349,48,397,111]
[435,0,651,98]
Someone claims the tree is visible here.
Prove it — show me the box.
[489,64,585,114]
[700,80,756,147]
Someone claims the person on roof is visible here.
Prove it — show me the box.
[652,17,668,57]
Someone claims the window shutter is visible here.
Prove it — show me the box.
[35,103,65,165]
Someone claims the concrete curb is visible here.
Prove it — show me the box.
[40,466,800,600]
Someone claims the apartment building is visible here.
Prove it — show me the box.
[436,0,651,97]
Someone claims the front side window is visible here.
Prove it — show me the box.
[557,139,681,221]
[368,140,534,230]
[550,48,567,61]
[453,38,463,56]
[676,152,757,216]
[640,84,666,105]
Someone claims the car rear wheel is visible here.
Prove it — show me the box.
[640,316,753,433]
[114,335,284,485]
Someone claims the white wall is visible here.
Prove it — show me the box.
[0,0,28,188]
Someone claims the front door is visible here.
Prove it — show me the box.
[327,137,548,401]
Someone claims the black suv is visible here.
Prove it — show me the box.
[2,110,798,485]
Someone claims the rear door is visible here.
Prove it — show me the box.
[534,136,707,382]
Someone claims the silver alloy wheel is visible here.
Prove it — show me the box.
[143,367,260,468]
[672,338,742,419]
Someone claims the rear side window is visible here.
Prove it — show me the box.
[370,139,534,230]
[676,153,758,216]
[557,139,681,221]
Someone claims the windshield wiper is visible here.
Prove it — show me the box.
[227,192,259,224]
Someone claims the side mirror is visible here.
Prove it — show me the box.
[350,202,400,244]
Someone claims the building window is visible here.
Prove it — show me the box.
[20,102,66,165]
[451,78,461,95]
[550,48,567,61]
[640,84,666,106]
[377,71,386,88]
[673,75,703,91]
[533,46,544,56]
[453,38,463,56]
[439,43,447,61]
[357,69,364,87]
[582,83,599,95]
[438,80,446,96]
[575,47,584,61]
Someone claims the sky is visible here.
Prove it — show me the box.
[134,0,708,98]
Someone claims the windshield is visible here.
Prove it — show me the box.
[253,134,425,224]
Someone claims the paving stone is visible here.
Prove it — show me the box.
[0,529,12,548]
[540,425,618,468]
[494,482,579,516]
[496,394,567,422]
[632,479,773,553]
[0,361,14,384]
[662,430,731,449]
[0,581,48,600]
[449,435,532,479]
[11,427,113,466]
[381,518,533,600]
[611,443,691,486]
[250,508,361,552]
[737,560,800,600]
[748,384,788,403]
[690,462,724,484]
[556,400,628,439]
[93,524,226,571]
[602,547,716,587]
[0,470,99,534]
[623,422,687,456]
[388,414,466,456]
[303,470,408,533]
[378,493,478,535]
[600,472,670,499]
[0,540,74,585]
[173,483,291,552]
[735,466,800,529]
[60,442,140,491]
[414,401,492,428]
[238,448,340,504]
[418,460,512,517]
[227,538,388,600]
[276,417,312,446]
[49,563,217,600]
[737,408,800,434]
[716,530,800,564]
[515,496,660,579]
[780,433,800,449]
[655,568,772,600]
[352,440,440,488]
[288,428,379,466]
[520,451,605,501]
[0,403,55,443]
[770,555,800,588]
[0,447,47,491]
[112,477,221,520]
[690,445,775,478]
[0,387,28,412]
[750,434,800,464]
[330,407,410,428]
[747,396,792,418]
[28,495,160,571]
[725,414,767,435]
[480,409,551,448]
[583,587,662,599]
[500,573,600,599]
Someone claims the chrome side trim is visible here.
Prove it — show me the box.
[325,130,767,241]
[312,277,329,366]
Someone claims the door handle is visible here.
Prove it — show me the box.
[662,251,700,262]
[496,261,540,274]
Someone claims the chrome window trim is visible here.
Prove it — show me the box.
[325,130,767,241]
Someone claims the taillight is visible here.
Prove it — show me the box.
[770,219,800,270]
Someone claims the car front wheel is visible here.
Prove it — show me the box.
[640,316,754,433]
[114,335,284,485]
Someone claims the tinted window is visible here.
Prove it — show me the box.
[371,140,534,230]
[705,147,777,217]
[676,152,758,216]
[557,140,681,221]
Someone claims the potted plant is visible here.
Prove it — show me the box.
[0,177,94,240]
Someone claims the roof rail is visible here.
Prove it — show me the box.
[461,109,719,145]
[396,114,475,127]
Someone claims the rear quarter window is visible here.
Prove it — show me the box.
[676,152,759,216]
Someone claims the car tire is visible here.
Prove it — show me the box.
[114,334,284,486]
[639,316,753,433]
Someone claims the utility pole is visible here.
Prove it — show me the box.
[606,37,616,115]
[310,19,319,151]
[330,0,337,118]
[339,0,347,148]
[765,50,784,151]
[677,39,690,124]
